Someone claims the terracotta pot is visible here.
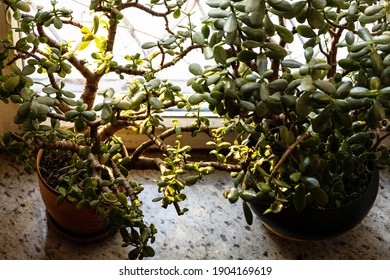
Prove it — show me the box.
[248,169,379,240]
[36,149,110,241]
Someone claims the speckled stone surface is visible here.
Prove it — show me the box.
[1,151,390,260]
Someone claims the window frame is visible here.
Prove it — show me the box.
[0,2,225,150]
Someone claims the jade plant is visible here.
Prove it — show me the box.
[0,0,243,259]
[186,0,390,217]
[2,0,390,260]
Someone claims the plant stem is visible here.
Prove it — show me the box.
[269,133,310,180]
[111,159,138,201]
[373,131,390,150]
[328,27,344,78]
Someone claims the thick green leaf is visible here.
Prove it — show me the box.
[350,41,369,53]
[185,175,199,186]
[373,35,390,45]
[359,12,385,25]
[294,184,306,212]
[296,91,312,117]
[357,27,373,41]
[213,45,227,65]
[245,0,261,12]
[191,81,204,93]
[257,53,268,76]
[264,14,275,36]
[188,93,205,105]
[250,6,266,25]
[161,37,176,47]
[146,78,161,90]
[378,86,390,99]
[300,75,314,91]
[142,42,157,49]
[128,248,141,260]
[53,17,63,29]
[348,1,358,15]
[313,80,336,95]
[280,125,294,146]
[237,50,257,62]
[373,99,385,120]
[333,99,350,113]
[242,201,253,225]
[219,0,230,10]
[371,49,384,76]
[3,76,20,91]
[364,5,384,16]
[297,25,317,38]
[304,47,314,62]
[234,170,245,188]
[17,1,31,12]
[149,96,164,110]
[312,105,332,132]
[268,0,292,12]
[22,65,36,76]
[345,31,355,45]
[227,187,239,203]
[290,172,301,183]
[335,81,353,98]
[255,101,268,118]
[205,0,221,8]
[311,92,332,104]
[349,87,373,99]
[301,135,320,148]
[203,92,218,105]
[282,59,302,68]
[276,25,294,43]
[313,63,331,71]
[242,40,262,49]
[307,7,324,29]
[37,96,55,106]
[208,8,229,18]
[311,0,327,9]
[338,59,360,71]
[310,188,329,206]
[224,14,238,33]
[241,100,256,111]
[269,201,284,213]
[193,32,206,46]
[301,176,320,190]
[265,43,288,59]
[268,79,288,92]
[81,110,97,121]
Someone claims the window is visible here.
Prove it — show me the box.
[2,1,218,147]
[27,0,210,115]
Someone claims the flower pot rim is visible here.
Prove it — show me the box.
[248,168,380,240]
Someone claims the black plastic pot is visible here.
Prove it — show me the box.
[248,170,380,240]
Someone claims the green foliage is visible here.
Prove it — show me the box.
[0,0,203,260]
[190,0,390,215]
[2,0,390,259]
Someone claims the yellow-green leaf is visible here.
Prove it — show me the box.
[3,76,20,92]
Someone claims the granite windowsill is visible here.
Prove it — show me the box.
[1,152,389,260]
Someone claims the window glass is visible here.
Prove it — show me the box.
[27,0,209,114]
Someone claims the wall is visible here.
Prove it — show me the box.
[0,3,20,134]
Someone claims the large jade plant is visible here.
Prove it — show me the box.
[187,0,390,217]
